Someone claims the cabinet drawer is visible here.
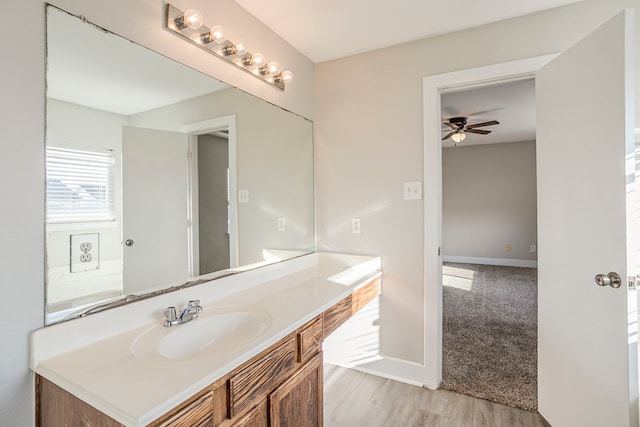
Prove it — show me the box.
[323,295,352,338]
[297,317,323,363]
[229,336,297,418]
[352,277,381,314]
[150,390,213,427]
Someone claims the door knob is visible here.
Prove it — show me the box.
[125,239,134,247]
[595,272,621,288]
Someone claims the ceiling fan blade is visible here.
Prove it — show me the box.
[443,122,458,130]
[442,131,456,140]
[466,120,499,129]
[465,128,491,135]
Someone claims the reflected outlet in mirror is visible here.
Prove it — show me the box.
[45,6,314,324]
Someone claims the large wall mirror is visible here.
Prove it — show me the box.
[45,6,314,324]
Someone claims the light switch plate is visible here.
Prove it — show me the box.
[70,233,100,273]
[404,182,422,200]
[277,217,286,232]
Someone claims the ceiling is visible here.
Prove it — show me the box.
[234,0,582,63]
[47,8,229,116]
[441,79,536,148]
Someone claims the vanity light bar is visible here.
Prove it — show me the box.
[165,4,293,91]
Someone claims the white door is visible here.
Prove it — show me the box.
[122,126,190,293]
[536,10,637,427]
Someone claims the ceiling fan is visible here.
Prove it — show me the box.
[441,116,500,143]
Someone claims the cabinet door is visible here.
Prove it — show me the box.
[230,404,264,427]
[149,390,213,427]
[269,353,323,427]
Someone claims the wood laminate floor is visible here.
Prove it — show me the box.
[324,364,548,427]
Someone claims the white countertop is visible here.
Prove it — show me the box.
[31,252,381,426]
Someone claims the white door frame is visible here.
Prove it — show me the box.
[422,55,556,388]
[181,115,239,274]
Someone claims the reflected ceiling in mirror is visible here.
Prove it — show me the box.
[45,6,314,324]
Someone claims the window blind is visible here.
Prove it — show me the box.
[46,146,115,222]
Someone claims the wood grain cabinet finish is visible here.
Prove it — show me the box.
[228,404,265,427]
[269,353,323,427]
[35,276,380,427]
[352,277,381,314]
[229,336,297,418]
[148,390,213,427]
[297,317,323,363]
[37,376,124,427]
[322,295,352,338]
[323,277,380,339]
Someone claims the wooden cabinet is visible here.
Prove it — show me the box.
[36,376,124,427]
[269,353,323,427]
[229,336,297,418]
[149,390,213,427]
[323,276,381,339]
[35,277,380,427]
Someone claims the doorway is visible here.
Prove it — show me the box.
[422,56,555,392]
[181,115,239,275]
[196,131,230,275]
[439,80,538,410]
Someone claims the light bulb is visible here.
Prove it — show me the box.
[235,41,247,56]
[243,52,265,67]
[267,61,280,75]
[223,41,247,56]
[210,25,226,43]
[182,9,203,29]
[280,70,294,81]
[274,70,294,83]
[201,25,226,44]
[251,52,265,66]
[451,132,466,143]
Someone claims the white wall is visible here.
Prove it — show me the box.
[0,1,45,424]
[0,0,314,424]
[442,141,537,264]
[314,0,639,367]
[129,89,315,266]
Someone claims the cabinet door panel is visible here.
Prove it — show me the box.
[150,390,213,427]
[229,336,297,417]
[269,353,323,427]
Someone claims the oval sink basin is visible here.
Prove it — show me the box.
[132,305,271,360]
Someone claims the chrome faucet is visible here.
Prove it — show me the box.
[163,300,202,327]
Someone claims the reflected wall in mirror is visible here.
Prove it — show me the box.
[45,6,314,324]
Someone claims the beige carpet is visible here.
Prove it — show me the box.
[441,263,538,411]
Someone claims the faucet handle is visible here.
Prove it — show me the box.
[163,306,177,322]
[187,300,202,313]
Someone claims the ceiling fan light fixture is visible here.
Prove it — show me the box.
[451,132,466,143]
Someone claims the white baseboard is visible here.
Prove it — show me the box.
[326,356,438,389]
[442,255,537,268]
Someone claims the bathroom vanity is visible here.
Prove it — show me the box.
[31,253,381,426]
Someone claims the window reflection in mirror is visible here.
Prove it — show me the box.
[45,6,314,324]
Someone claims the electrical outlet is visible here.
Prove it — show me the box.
[238,189,249,203]
[277,217,286,232]
[404,182,422,200]
[505,243,512,252]
[70,233,99,273]
[530,245,537,253]
[351,218,362,234]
